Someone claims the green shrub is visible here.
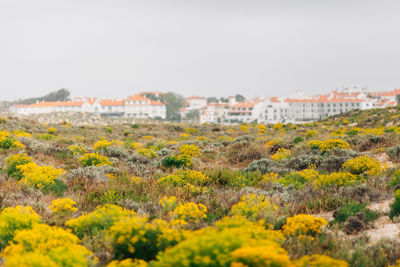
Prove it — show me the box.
[293,136,304,144]
[390,190,400,220]
[334,202,377,223]
[4,153,34,180]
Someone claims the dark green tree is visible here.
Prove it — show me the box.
[160,92,185,121]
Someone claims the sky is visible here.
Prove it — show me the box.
[0,0,400,101]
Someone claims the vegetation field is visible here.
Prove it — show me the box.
[2,107,400,266]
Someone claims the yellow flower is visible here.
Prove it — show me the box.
[231,194,277,221]
[49,198,78,214]
[294,254,349,267]
[283,214,327,238]
[169,202,207,223]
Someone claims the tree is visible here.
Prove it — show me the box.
[396,94,400,106]
[207,97,218,103]
[185,109,199,122]
[235,94,245,102]
[20,89,71,105]
[160,92,185,121]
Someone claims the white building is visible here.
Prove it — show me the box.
[184,96,207,110]
[227,101,256,123]
[252,97,290,123]
[199,102,229,123]
[125,94,166,119]
[11,95,166,119]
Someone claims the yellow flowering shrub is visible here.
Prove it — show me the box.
[239,125,249,132]
[67,144,87,156]
[185,127,201,134]
[130,142,144,150]
[271,148,292,161]
[157,170,209,195]
[273,122,283,131]
[0,205,41,248]
[313,172,361,188]
[66,204,136,238]
[165,140,178,146]
[230,244,293,267]
[137,148,159,159]
[283,214,327,238]
[153,217,285,267]
[278,169,319,189]
[5,153,33,180]
[49,198,78,215]
[342,155,382,176]
[262,172,280,183]
[93,139,112,151]
[0,132,24,150]
[17,162,64,190]
[142,135,154,141]
[13,129,32,138]
[2,224,96,267]
[307,140,323,150]
[265,139,283,150]
[305,129,319,137]
[159,196,179,212]
[257,124,267,134]
[169,202,207,223]
[107,259,148,267]
[294,254,349,267]
[79,153,112,167]
[179,144,201,157]
[231,194,278,221]
[107,217,186,261]
[320,139,350,152]
[47,127,57,134]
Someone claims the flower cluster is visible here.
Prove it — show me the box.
[5,153,33,179]
[0,130,24,150]
[271,148,291,161]
[13,129,32,138]
[47,127,57,134]
[278,168,319,189]
[307,140,323,150]
[49,198,78,215]
[66,204,136,238]
[106,217,186,261]
[158,170,208,190]
[79,153,112,167]
[231,194,277,221]
[0,205,41,248]
[294,254,349,267]
[17,162,64,190]
[153,216,285,267]
[179,144,201,157]
[2,224,96,267]
[67,144,88,156]
[93,139,112,151]
[130,142,144,150]
[158,196,179,212]
[342,155,382,176]
[283,214,327,238]
[319,138,350,152]
[137,148,159,159]
[169,202,207,223]
[313,171,361,188]
[230,244,292,267]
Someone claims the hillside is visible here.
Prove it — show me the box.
[0,108,400,266]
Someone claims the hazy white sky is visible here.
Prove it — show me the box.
[1,0,399,100]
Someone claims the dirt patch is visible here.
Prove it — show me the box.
[364,216,400,242]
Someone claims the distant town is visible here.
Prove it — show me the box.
[9,86,400,124]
